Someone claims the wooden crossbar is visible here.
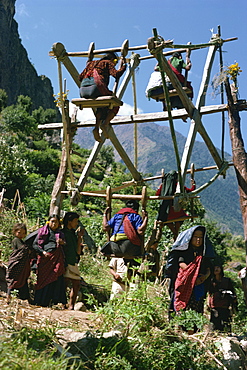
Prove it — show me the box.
[150,87,192,100]
[71,96,123,110]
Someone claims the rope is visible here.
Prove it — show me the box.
[151,29,183,193]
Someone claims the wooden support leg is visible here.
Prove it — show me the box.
[106,186,112,241]
[71,138,106,205]
[105,125,142,182]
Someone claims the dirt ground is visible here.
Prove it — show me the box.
[0,294,97,334]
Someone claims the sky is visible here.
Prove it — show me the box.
[14,0,247,155]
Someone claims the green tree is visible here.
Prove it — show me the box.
[0,89,8,112]
[0,94,60,200]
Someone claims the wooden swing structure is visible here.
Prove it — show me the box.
[39,26,245,243]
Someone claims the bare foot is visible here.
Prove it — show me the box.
[93,128,102,142]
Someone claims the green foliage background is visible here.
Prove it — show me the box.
[0,90,247,368]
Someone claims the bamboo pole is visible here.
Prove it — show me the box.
[49,37,237,58]
[218,25,226,161]
[131,67,138,170]
[62,191,199,201]
[190,161,229,195]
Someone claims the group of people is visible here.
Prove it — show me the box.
[6,212,84,310]
[5,200,238,333]
[101,201,238,333]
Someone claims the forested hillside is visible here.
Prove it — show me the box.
[75,122,243,236]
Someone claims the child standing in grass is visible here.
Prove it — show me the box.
[6,223,32,304]
[109,257,128,299]
[208,265,237,332]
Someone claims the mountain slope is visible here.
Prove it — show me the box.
[0,0,57,111]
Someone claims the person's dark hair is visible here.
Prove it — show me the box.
[101,51,118,61]
[125,199,139,212]
[12,223,27,235]
[194,226,205,234]
[172,51,182,59]
[63,212,80,228]
[48,214,60,222]
[213,265,224,277]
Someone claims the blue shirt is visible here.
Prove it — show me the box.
[108,213,142,236]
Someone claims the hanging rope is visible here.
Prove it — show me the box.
[150,28,183,193]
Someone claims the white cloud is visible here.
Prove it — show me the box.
[69,103,94,122]
[133,25,141,33]
[16,3,29,17]
[119,102,143,115]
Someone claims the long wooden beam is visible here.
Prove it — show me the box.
[117,53,140,100]
[140,37,238,61]
[63,191,199,202]
[49,37,237,58]
[38,103,232,130]
[105,125,142,182]
[180,44,222,184]
[52,42,80,87]
[70,137,106,205]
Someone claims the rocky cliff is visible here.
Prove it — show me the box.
[0,0,57,110]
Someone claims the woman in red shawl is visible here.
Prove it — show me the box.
[79,52,127,142]
[166,226,214,320]
[33,215,67,308]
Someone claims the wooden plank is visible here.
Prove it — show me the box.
[38,103,231,130]
[163,215,198,224]
[196,45,218,108]
[71,96,123,109]
[150,87,192,100]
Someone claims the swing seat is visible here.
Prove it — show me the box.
[71,96,123,110]
[150,87,192,101]
[101,253,143,259]
[163,215,198,224]
[101,239,142,259]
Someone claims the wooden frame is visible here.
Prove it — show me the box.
[43,31,241,215]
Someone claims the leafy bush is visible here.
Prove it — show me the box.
[24,192,51,223]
